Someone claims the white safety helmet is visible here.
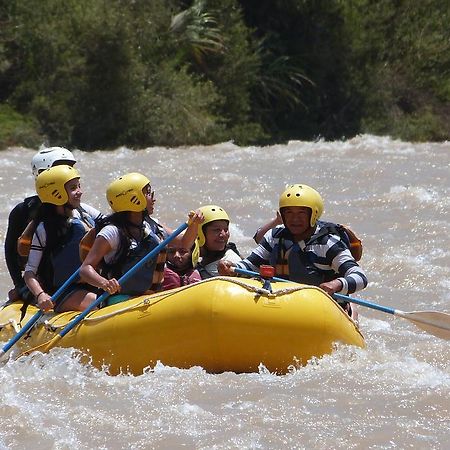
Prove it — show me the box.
[31,147,77,179]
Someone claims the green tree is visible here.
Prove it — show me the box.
[118,0,226,146]
[239,0,361,141]
[168,0,266,144]
[1,0,228,149]
[344,0,450,141]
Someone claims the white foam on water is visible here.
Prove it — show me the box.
[0,340,448,449]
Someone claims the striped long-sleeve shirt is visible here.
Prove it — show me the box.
[235,224,368,294]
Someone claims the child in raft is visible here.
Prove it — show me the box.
[162,243,201,290]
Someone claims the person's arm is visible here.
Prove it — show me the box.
[4,203,28,289]
[319,240,368,295]
[218,235,274,276]
[164,209,204,247]
[24,224,53,311]
[217,259,237,276]
[188,269,202,284]
[24,271,52,311]
[253,211,283,244]
[162,267,181,291]
[80,234,121,295]
[318,278,343,296]
[180,210,204,249]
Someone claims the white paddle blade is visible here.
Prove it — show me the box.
[396,311,450,340]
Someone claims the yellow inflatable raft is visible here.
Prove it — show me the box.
[0,277,365,374]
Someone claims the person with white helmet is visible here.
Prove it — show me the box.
[30,146,77,178]
[4,147,102,304]
[218,184,368,315]
[79,173,202,306]
[192,205,241,279]
[24,165,98,313]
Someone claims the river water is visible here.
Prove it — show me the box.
[0,136,448,449]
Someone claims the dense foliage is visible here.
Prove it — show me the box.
[1,0,449,149]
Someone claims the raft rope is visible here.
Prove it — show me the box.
[48,277,328,327]
[1,277,331,333]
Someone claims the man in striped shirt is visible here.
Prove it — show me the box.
[218,184,368,312]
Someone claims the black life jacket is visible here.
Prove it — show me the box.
[50,218,87,288]
[269,221,361,286]
[269,227,324,285]
[28,218,89,295]
[311,222,362,261]
[101,226,162,296]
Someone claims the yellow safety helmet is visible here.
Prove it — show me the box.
[35,165,80,205]
[192,205,230,266]
[279,184,324,227]
[197,205,230,248]
[106,172,150,212]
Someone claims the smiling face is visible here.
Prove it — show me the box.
[281,206,313,240]
[65,177,82,209]
[203,220,230,252]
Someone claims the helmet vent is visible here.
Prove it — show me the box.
[51,190,63,200]
[130,195,141,205]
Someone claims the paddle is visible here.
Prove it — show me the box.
[0,269,80,360]
[233,267,450,341]
[18,222,188,356]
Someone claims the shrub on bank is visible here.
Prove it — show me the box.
[0,104,44,149]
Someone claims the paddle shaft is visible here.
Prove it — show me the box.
[0,268,80,357]
[333,292,396,315]
[53,222,188,341]
[234,267,396,313]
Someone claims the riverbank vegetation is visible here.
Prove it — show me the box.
[1,0,450,149]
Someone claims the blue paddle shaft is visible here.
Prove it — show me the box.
[332,292,395,315]
[233,267,396,316]
[58,222,188,338]
[1,269,81,355]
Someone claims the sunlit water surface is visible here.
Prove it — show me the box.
[0,136,449,449]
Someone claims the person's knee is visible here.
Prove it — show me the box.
[80,292,97,310]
